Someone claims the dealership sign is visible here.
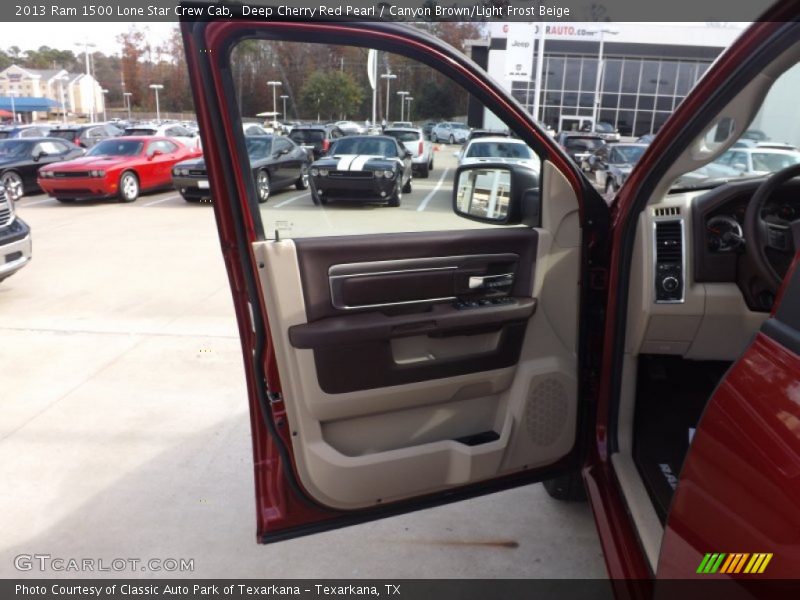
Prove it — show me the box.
[503,23,536,81]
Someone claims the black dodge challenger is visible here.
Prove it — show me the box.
[172,135,311,203]
[309,135,412,207]
[0,138,85,201]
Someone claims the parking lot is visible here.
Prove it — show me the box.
[0,145,606,579]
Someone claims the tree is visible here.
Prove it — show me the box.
[117,27,148,109]
[300,70,365,121]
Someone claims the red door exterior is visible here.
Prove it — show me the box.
[657,253,800,580]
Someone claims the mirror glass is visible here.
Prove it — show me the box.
[455,167,511,222]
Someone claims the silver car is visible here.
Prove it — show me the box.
[430,122,470,144]
[383,127,434,178]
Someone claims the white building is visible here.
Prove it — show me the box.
[0,64,105,121]
[470,23,749,137]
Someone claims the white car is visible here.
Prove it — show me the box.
[383,127,433,177]
[456,136,540,174]
[713,147,800,176]
[123,122,201,149]
[335,120,366,135]
[242,122,269,136]
[430,122,471,144]
[390,121,413,128]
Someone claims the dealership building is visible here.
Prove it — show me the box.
[469,23,747,137]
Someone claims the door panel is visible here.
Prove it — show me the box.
[657,254,800,579]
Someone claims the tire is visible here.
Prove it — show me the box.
[449,134,455,144]
[118,171,139,202]
[402,176,412,194]
[418,163,429,178]
[256,170,271,204]
[543,472,587,502]
[311,190,321,206]
[181,193,201,203]
[295,165,309,190]
[388,185,402,207]
[55,197,75,203]
[1,171,24,201]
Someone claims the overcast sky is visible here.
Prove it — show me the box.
[2,23,177,57]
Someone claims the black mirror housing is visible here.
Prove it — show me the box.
[452,162,539,227]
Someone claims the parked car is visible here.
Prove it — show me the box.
[456,136,540,174]
[390,121,413,128]
[741,128,769,142]
[421,120,437,139]
[584,143,648,193]
[0,183,31,283]
[242,122,269,136]
[466,128,510,141]
[122,123,200,149]
[636,134,656,144]
[0,124,50,139]
[713,147,800,176]
[334,120,366,135]
[37,137,202,203]
[308,135,412,206]
[430,121,470,144]
[382,127,433,177]
[172,135,310,203]
[590,121,621,142]
[186,13,800,582]
[48,123,120,148]
[287,124,346,160]
[556,132,606,167]
[0,138,85,201]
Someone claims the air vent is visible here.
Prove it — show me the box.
[655,221,682,263]
[654,220,684,303]
[654,206,681,217]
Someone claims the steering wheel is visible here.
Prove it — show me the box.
[743,162,800,293]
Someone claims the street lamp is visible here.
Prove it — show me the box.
[75,42,96,122]
[101,88,108,122]
[149,84,164,123]
[123,92,132,121]
[397,90,408,122]
[267,81,281,128]
[380,72,397,123]
[591,28,619,127]
[280,94,289,121]
[58,74,69,124]
[404,96,413,122]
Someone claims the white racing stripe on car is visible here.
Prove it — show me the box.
[272,192,310,208]
[335,155,359,170]
[350,155,384,171]
[416,168,450,212]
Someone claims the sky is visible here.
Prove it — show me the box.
[2,22,177,57]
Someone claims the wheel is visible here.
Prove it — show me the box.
[118,171,139,202]
[181,193,201,203]
[1,171,24,201]
[418,163,429,178]
[543,472,587,502]
[295,165,309,190]
[402,177,412,194]
[388,185,402,207]
[256,170,271,204]
[55,197,75,203]
[449,134,455,144]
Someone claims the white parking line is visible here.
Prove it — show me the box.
[416,168,450,212]
[141,195,181,207]
[272,192,310,208]
[21,197,58,207]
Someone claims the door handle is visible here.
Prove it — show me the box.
[468,273,515,290]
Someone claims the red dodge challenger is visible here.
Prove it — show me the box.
[37,136,202,203]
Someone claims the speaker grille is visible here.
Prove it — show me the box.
[524,377,568,446]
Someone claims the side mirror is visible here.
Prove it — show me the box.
[148,150,163,160]
[733,162,747,172]
[452,163,539,226]
[32,151,43,161]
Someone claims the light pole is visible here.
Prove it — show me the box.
[280,94,289,121]
[101,89,108,122]
[123,92,132,121]
[267,81,281,128]
[149,84,164,123]
[380,72,396,123]
[397,90,408,122]
[58,74,69,124]
[591,28,619,127]
[75,42,96,122]
[405,96,413,122]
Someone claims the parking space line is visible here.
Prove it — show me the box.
[21,197,58,207]
[272,192,310,208]
[416,168,450,212]
[141,195,181,207]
